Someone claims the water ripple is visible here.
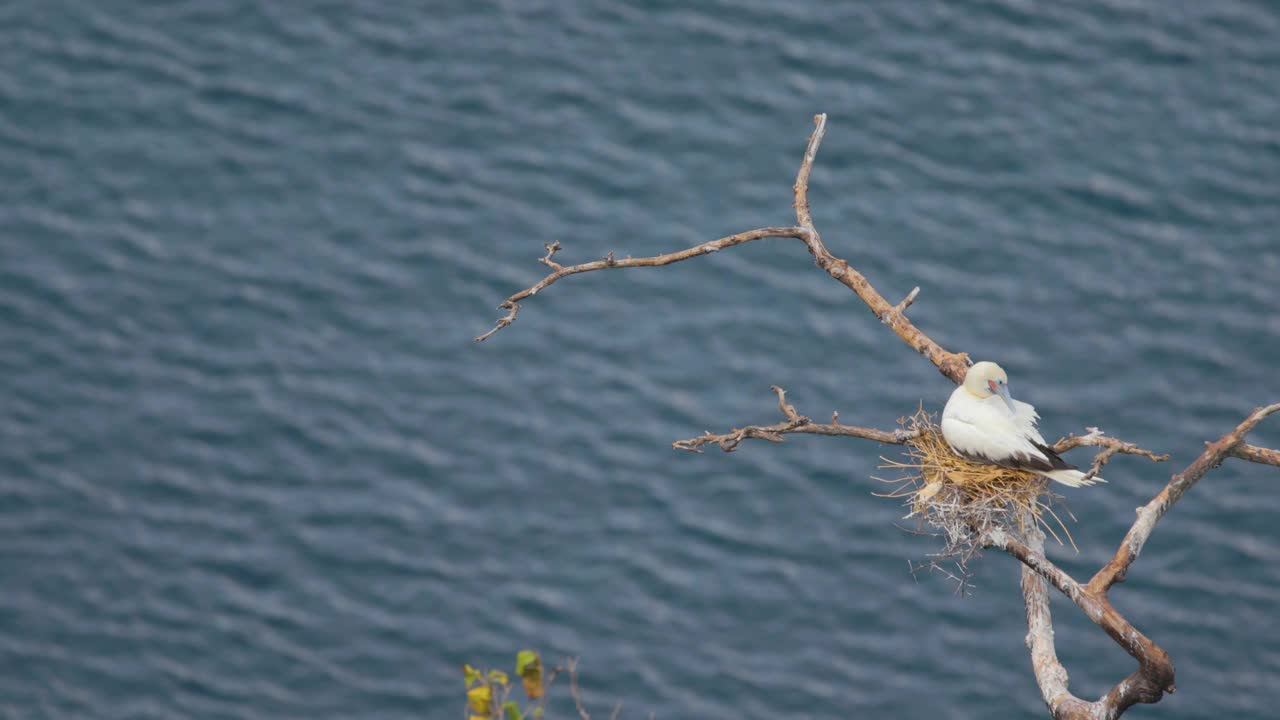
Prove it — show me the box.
[3,1,1279,718]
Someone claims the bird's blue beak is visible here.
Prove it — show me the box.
[998,384,1016,414]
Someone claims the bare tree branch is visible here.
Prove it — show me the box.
[1230,442,1280,466]
[985,529,1084,604]
[999,404,1280,719]
[1050,429,1170,481]
[1016,531,1097,718]
[478,115,971,383]
[1089,403,1280,594]
[672,386,920,452]
[479,114,1280,718]
[566,657,591,720]
[474,226,808,342]
[992,527,1175,717]
[893,286,921,315]
[674,389,1160,480]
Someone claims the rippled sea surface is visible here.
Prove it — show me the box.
[3,2,1279,718]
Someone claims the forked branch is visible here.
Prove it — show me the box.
[474,227,808,342]
[1088,402,1280,594]
[479,115,1280,718]
[477,115,970,383]
[671,386,921,452]
[671,387,1159,480]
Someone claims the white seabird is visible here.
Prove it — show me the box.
[941,361,1102,488]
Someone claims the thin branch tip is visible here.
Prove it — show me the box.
[539,241,564,270]
[896,286,921,313]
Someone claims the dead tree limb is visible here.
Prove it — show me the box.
[474,229,808,342]
[674,393,1167,482]
[1007,403,1280,719]
[479,114,1280,718]
[476,115,971,383]
[1050,429,1169,481]
[671,386,921,452]
[1089,403,1280,594]
[1231,442,1280,466]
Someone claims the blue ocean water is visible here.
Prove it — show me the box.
[1,1,1278,717]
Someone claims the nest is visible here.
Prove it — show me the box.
[878,409,1074,582]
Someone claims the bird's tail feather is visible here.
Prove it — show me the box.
[1042,469,1105,487]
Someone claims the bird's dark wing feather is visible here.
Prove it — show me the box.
[957,444,1077,474]
[1032,442,1076,471]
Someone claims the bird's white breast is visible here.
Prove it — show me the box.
[940,386,1050,465]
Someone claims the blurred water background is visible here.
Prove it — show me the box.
[2,1,1279,717]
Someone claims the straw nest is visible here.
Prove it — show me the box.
[878,409,1074,577]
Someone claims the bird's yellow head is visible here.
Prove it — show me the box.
[964,361,1015,411]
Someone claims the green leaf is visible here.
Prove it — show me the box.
[515,650,540,677]
[463,664,481,688]
[467,686,492,715]
[516,650,544,699]
[502,701,523,720]
[487,669,510,686]
[531,707,544,720]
